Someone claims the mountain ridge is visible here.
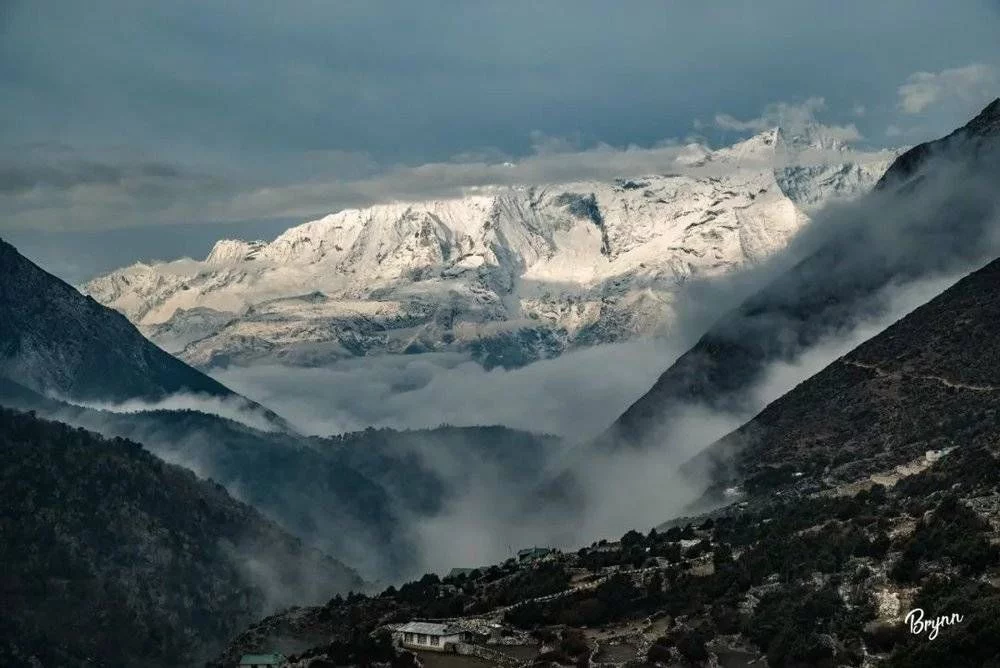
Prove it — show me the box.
[0,374,562,583]
[82,128,897,371]
[0,238,298,438]
[0,238,235,402]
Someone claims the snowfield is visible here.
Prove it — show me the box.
[83,127,898,370]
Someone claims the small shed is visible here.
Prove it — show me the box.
[238,653,286,667]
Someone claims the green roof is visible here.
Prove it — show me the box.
[239,653,285,666]
[518,546,552,557]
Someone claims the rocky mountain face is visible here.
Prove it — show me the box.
[0,239,237,403]
[0,406,363,668]
[82,130,895,371]
[602,98,1000,450]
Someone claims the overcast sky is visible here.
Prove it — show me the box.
[2,0,999,281]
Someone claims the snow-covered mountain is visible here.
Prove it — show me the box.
[83,128,899,370]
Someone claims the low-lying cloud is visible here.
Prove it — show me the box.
[212,341,678,443]
[59,392,282,433]
[712,96,863,144]
[897,63,998,115]
[1,102,895,234]
[397,137,1000,573]
[394,270,965,572]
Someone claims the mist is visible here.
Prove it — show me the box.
[212,341,679,443]
[543,129,1000,544]
[59,392,282,433]
[404,274,969,579]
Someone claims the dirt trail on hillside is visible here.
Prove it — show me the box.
[842,359,1000,392]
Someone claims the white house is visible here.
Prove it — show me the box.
[396,621,471,652]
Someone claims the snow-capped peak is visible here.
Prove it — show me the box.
[206,239,268,265]
[711,128,782,166]
[674,142,712,167]
[82,133,899,370]
[778,125,846,152]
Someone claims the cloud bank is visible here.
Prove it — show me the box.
[0,123,893,234]
[60,392,281,433]
[3,1,998,241]
[213,341,677,443]
[712,97,862,144]
[898,63,998,114]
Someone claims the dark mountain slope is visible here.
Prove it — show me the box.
[0,238,237,402]
[603,98,1000,449]
[689,254,1000,499]
[878,97,1000,188]
[0,379,560,581]
[0,406,362,668]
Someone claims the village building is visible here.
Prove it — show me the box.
[516,546,555,563]
[238,653,286,668]
[447,567,477,578]
[395,621,477,652]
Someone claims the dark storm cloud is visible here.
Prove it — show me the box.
[4,1,998,160]
[0,0,998,250]
[0,155,198,195]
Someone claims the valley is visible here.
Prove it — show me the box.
[2,4,999,664]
